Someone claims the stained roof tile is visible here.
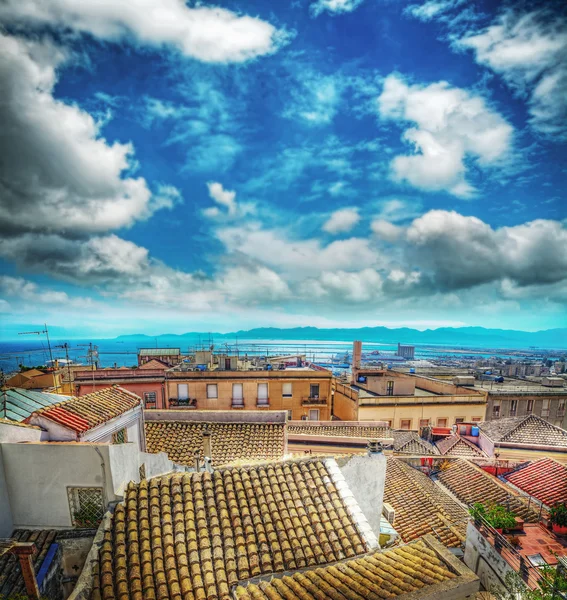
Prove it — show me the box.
[479,415,567,447]
[436,435,486,457]
[145,421,285,467]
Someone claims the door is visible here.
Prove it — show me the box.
[177,384,188,400]
[308,409,320,421]
[310,384,320,399]
[257,383,268,404]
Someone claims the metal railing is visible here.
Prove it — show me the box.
[256,398,270,407]
[168,397,197,408]
[301,396,328,405]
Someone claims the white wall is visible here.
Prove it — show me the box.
[464,521,518,594]
[334,451,387,541]
[1,440,181,529]
[0,446,14,537]
[0,421,46,443]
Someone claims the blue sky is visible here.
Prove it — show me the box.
[0,0,566,337]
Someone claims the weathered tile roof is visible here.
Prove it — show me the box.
[479,415,567,447]
[437,459,540,521]
[0,529,57,598]
[91,458,369,600]
[1,388,72,422]
[384,458,468,548]
[145,421,285,467]
[33,385,140,433]
[287,424,391,438]
[436,435,486,457]
[504,458,567,507]
[0,417,41,430]
[392,432,439,455]
[233,538,457,600]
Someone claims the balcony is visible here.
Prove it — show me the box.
[168,397,197,408]
[301,396,327,406]
[231,398,245,408]
[256,398,270,408]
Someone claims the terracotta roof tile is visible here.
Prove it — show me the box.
[479,415,567,447]
[233,538,457,600]
[384,458,468,548]
[145,421,286,467]
[0,529,58,598]
[288,424,391,438]
[35,386,140,433]
[91,458,368,600]
[436,436,486,457]
[393,432,439,455]
[504,458,567,507]
[437,459,541,521]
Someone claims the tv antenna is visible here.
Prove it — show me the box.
[18,323,53,365]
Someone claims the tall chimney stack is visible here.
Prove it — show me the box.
[352,341,362,383]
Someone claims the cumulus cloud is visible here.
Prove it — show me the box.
[322,208,360,234]
[377,74,513,197]
[202,183,255,221]
[0,276,92,307]
[457,9,567,140]
[405,210,567,292]
[0,34,180,238]
[302,269,383,303]
[371,219,403,242]
[0,0,290,63]
[311,0,365,18]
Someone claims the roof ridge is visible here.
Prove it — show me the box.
[501,413,567,441]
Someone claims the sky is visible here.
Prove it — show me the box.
[0,0,566,337]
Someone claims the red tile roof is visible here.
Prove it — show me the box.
[34,385,140,433]
[504,458,567,507]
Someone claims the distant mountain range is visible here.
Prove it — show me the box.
[116,326,567,350]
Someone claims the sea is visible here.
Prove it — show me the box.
[0,337,561,376]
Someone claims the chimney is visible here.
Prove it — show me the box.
[352,341,362,383]
[193,449,201,472]
[11,543,40,600]
[202,426,212,462]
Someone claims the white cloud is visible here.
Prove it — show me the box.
[202,182,255,221]
[311,0,365,17]
[207,182,237,216]
[0,0,290,63]
[0,276,92,307]
[284,72,344,126]
[303,269,383,302]
[0,34,180,237]
[219,266,291,303]
[377,74,513,197]
[405,0,456,21]
[322,208,360,234]
[457,9,567,140]
[371,219,403,242]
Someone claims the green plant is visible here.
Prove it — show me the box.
[469,502,517,530]
[549,502,567,527]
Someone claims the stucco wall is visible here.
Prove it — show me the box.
[334,451,386,539]
[365,374,415,396]
[464,521,518,594]
[0,421,45,442]
[333,387,359,421]
[0,445,14,536]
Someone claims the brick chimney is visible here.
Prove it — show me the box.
[11,543,40,600]
[352,341,362,384]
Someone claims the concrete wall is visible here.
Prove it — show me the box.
[0,421,46,442]
[334,451,387,540]
[464,521,518,594]
[333,383,360,421]
[144,409,287,424]
[0,441,178,529]
[365,374,415,396]
[0,445,14,536]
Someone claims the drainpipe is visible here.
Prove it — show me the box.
[93,447,108,507]
[11,543,40,600]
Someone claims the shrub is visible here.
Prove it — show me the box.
[549,502,567,527]
[469,502,516,530]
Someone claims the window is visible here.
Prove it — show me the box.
[400,419,411,430]
[257,383,269,405]
[207,384,218,399]
[232,383,243,405]
[510,399,518,417]
[386,381,394,396]
[527,399,534,413]
[282,383,293,398]
[382,419,393,428]
[177,384,189,400]
[308,409,320,421]
[437,418,448,427]
[455,417,465,424]
[143,391,157,407]
[287,410,293,421]
[493,403,501,418]
[542,399,550,417]
[419,419,430,428]
[558,400,566,417]
[471,416,482,422]
[310,384,320,399]
[68,487,104,528]
[112,428,127,444]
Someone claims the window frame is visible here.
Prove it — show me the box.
[143,391,157,407]
[282,382,293,398]
[437,417,448,427]
[400,419,412,430]
[308,409,320,421]
[112,428,127,444]
[207,384,218,399]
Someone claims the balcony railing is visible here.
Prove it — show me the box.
[256,398,270,408]
[168,397,197,408]
[232,398,245,408]
[301,396,327,406]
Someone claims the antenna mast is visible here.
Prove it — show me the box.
[18,323,53,365]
